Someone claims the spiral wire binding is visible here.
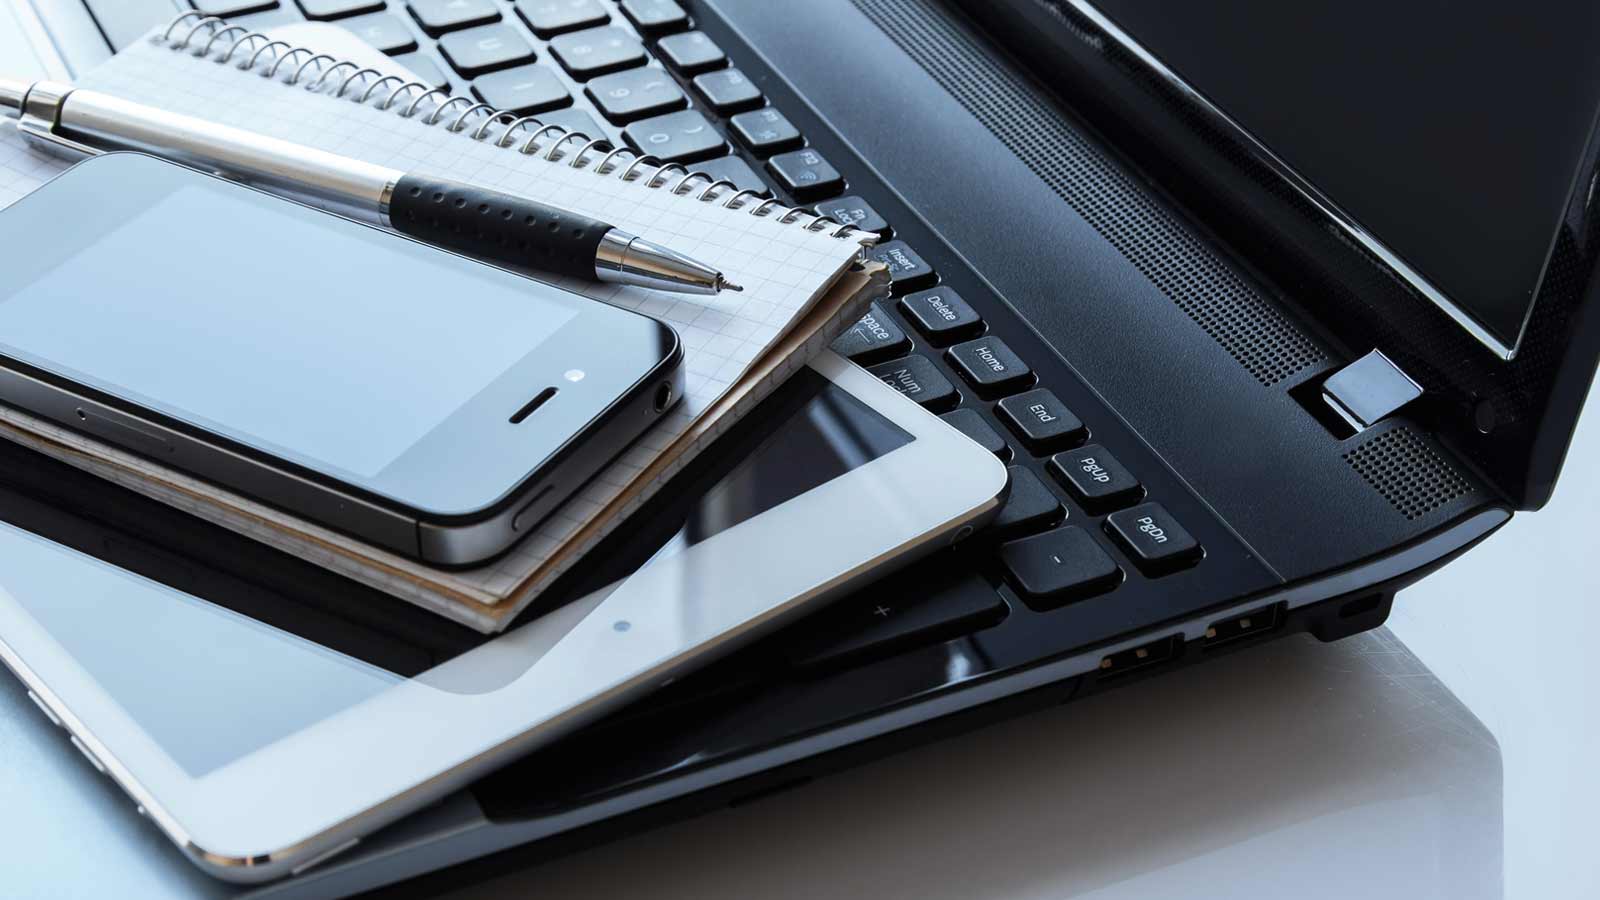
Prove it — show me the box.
[157,12,865,239]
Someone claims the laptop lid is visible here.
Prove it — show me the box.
[957,0,1600,509]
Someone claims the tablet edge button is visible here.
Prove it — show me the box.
[70,734,106,774]
[26,689,63,728]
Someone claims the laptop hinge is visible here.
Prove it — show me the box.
[1320,350,1423,433]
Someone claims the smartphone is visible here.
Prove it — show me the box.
[0,154,683,565]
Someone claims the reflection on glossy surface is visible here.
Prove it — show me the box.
[443,629,1500,900]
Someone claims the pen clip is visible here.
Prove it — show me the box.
[14,81,100,163]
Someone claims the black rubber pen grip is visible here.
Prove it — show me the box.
[389,174,610,281]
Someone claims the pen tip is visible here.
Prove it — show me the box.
[720,279,744,293]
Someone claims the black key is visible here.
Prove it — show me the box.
[298,0,384,20]
[192,0,278,15]
[940,409,1010,459]
[899,286,982,343]
[473,65,569,114]
[619,0,688,33]
[693,68,763,113]
[623,110,726,162]
[865,241,936,293]
[989,466,1065,537]
[657,31,726,74]
[549,27,647,79]
[538,108,609,142]
[395,53,451,90]
[815,196,889,238]
[766,148,843,200]
[694,156,769,195]
[866,355,957,411]
[830,303,910,365]
[1049,444,1143,512]
[1000,527,1121,604]
[339,13,419,54]
[996,388,1086,452]
[407,0,498,35]
[438,23,535,76]
[729,108,802,155]
[946,337,1033,397]
[587,68,686,123]
[516,0,608,38]
[785,564,1007,671]
[1106,504,1202,573]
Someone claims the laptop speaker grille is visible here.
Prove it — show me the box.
[849,0,1325,386]
[1343,427,1474,520]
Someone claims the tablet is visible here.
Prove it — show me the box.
[0,351,1007,883]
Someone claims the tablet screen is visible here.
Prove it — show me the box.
[0,368,911,776]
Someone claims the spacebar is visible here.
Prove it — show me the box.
[784,558,1007,672]
[83,1,179,52]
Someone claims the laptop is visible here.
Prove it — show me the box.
[4,0,1595,895]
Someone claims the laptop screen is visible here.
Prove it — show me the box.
[1086,0,1600,358]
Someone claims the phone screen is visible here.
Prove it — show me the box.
[0,178,574,480]
[0,156,669,517]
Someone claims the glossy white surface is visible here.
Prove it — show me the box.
[444,629,1502,900]
[1386,399,1600,899]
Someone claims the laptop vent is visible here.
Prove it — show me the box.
[1343,427,1474,520]
[849,0,1325,386]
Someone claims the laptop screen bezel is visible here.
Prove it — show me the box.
[957,0,1600,508]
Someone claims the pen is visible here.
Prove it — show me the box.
[0,78,741,295]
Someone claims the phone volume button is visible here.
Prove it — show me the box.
[78,409,174,454]
[511,484,556,532]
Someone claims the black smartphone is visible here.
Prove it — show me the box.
[0,154,683,565]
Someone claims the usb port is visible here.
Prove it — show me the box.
[1202,602,1284,650]
[1096,634,1181,680]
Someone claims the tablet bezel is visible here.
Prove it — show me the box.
[0,352,1007,882]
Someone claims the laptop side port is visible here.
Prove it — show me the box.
[1201,602,1285,651]
[1096,634,1182,681]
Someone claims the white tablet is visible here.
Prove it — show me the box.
[0,351,1007,883]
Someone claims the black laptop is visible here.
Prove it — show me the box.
[7,0,1599,895]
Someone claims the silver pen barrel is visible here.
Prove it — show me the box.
[1,79,397,224]
[1,77,740,295]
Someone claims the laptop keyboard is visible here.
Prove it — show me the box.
[148,0,1208,668]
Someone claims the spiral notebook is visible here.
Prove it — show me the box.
[0,19,883,632]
